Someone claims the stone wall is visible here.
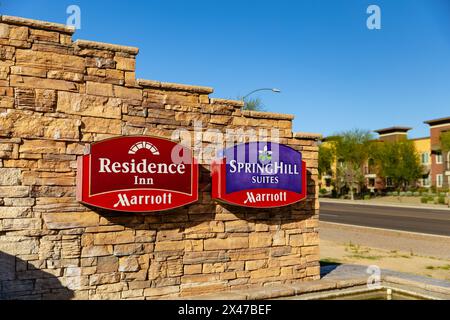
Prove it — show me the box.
[0,15,321,300]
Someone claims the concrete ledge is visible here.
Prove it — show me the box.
[294,132,323,140]
[242,110,295,120]
[138,79,214,94]
[74,39,139,55]
[0,15,75,34]
[179,264,450,300]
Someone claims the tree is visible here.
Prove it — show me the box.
[318,143,334,179]
[329,129,373,200]
[441,131,450,152]
[372,140,422,191]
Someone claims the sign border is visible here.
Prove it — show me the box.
[76,135,198,213]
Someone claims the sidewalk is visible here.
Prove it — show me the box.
[320,198,450,211]
[320,221,450,282]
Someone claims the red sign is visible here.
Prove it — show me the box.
[77,136,198,212]
[211,142,307,208]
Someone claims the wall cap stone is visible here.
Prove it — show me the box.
[0,15,75,34]
[137,79,214,94]
[210,98,244,107]
[74,39,139,55]
[242,110,295,121]
[294,132,323,140]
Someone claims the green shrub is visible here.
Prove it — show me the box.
[418,188,428,194]
[406,191,413,197]
[421,197,429,204]
[399,191,406,197]
[319,188,328,195]
[392,191,399,196]
[386,192,392,196]
[437,196,446,205]
[363,195,371,200]
[413,192,420,197]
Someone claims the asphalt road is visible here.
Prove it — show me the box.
[320,202,450,237]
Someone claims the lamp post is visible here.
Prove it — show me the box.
[242,88,281,101]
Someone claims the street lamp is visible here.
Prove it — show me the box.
[242,88,281,101]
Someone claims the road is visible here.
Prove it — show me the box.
[320,201,450,237]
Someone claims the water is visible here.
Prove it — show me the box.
[320,289,427,300]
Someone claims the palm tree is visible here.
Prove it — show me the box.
[238,96,265,111]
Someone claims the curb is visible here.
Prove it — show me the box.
[320,198,450,211]
[320,221,450,239]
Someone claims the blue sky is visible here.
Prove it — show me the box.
[2,0,450,138]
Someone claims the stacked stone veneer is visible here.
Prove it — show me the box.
[0,15,321,300]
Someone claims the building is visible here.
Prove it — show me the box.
[424,117,450,189]
[319,118,449,193]
[411,136,432,188]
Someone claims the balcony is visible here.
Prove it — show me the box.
[363,164,377,177]
[421,164,431,175]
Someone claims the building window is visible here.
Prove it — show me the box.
[422,175,431,187]
[386,177,393,187]
[436,174,443,188]
[447,152,450,170]
[421,153,429,164]
[436,152,443,164]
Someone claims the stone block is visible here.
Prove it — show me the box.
[303,232,319,246]
[204,237,248,251]
[97,256,119,273]
[1,218,41,231]
[0,168,21,185]
[249,233,273,248]
[86,81,114,97]
[113,243,144,256]
[29,29,59,42]
[10,75,78,92]
[43,212,99,229]
[0,186,30,198]
[144,285,179,297]
[114,85,142,100]
[289,234,303,247]
[114,56,135,71]
[1,111,80,140]
[81,245,113,258]
[245,259,267,271]
[15,49,84,73]
[0,24,10,38]
[118,256,140,272]
[224,220,252,233]
[9,26,28,41]
[0,206,31,218]
[94,231,135,245]
[155,241,185,252]
[82,117,122,134]
[57,91,122,119]
[11,66,46,77]
[250,267,280,279]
